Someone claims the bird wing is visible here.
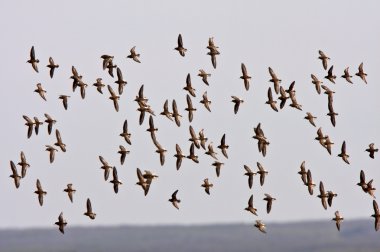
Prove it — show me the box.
[87,198,92,212]
[178,34,183,47]
[36,179,42,191]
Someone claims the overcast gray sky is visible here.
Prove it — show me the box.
[1,0,380,229]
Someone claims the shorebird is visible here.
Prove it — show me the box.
[217,134,229,159]
[198,129,208,150]
[84,198,96,220]
[55,212,67,234]
[27,46,39,72]
[34,179,47,206]
[45,145,58,163]
[160,99,173,121]
[244,165,256,189]
[93,78,105,94]
[9,161,21,188]
[207,37,220,69]
[174,34,187,57]
[198,69,210,85]
[371,200,380,231]
[54,129,66,152]
[298,161,307,185]
[120,119,132,145]
[101,55,114,70]
[106,60,117,77]
[174,144,186,170]
[187,143,199,163]
[325,65,336,84]
[311,74,323,94]
[46,57,59,78]
[268,67,281,94]
[147,115,158,136]
[366,143,378,159]
[134,84,149,107]
[185,94,196,122]
[205,143,218,160]
[254,220,266,234]
[245,195,258,216]
[278,86,289,109]
[257,162,268,186]
[332,211,344,231]
[33,117,43,135]
[305,169,316,195]
[34,83,47,101]
[115,67,127,95]
[136,168,149,196]
[127,46,141,63]
[183,73,196,97]
[200,91,211,112]
[201,178,213,195]
[172,99,182,127]
[153,138,167,166]
[44,113,56,135]
[231,96,244,114]
[317,181,328,210]
[64,184,76,203]
[266,87,278,112]
[59,95,70,110]
[189,126,200,149]
[110,167,122,193]
[240,63,251,91]
[23,115,34,138]
[341,67,353,84]
[108,85,120,112]
[263,193,276,214]
[318,50,330,70]
[17,151,30,178]
[323,135,334,155]
[99,156,112,181]
[355,62,367,84]
[304,112,317,127]
[212,161,224,177]
[327,191,338,207]
[169,190,181,210]
[118,145,130,165]
[338,141,350,164]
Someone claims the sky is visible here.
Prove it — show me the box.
[0,0,380,229]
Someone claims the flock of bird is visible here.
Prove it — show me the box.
[8,34,377,234]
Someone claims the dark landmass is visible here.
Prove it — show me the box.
[0,219,379,252]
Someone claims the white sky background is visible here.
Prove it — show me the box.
[0,0,379,229]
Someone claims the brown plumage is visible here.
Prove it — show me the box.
[231,96,244,114]
[64,184,76,203]
[47,57,59,78]
[84,198,96,220]
[17,151,30,178]
[174,34,187,57]
[366,143,378,159]
[27,46,39,72]
[263,193,276,214]
[325,65,336,84]
[54,129,66,152]
[183,73,196,97]
[268,67,281,94]
[311,74,322,94]
[185,94,196,122]
[114,67,127,95]
[120,119,132,145]
[198,69,210,85]
[55,212,67,234]
[245,195,258,216]
[240,63,251,91]
[174,144,186,170]
[169,190,181,209]
[318,50,330,70]
[338,141,350,164]
[217,134,229,159]
[108,85,120,112]
[341,67,353,84]
[9,161,21,189]
[34,179,47,206]
[244,165,256,189]
[201,178,213,195]
[304,112,317,127]
[317,181,328,210]
[355,62,367,84]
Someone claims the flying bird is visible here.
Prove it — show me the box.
[205,143,218,160]
[33,117,43,135]
[278,86,289,109]
[304,112,317,127]
[327,191,338,207]
[257,162,268,186]
[127,46,141,63]
[54,129,66,152]
[160,99,173,121]
[46,57,59,78]
[265,87,278,112]
[93,78,105,94]
[185,94,196,122]
[189,126,200,149]
[64,184,76,203]
[217,134,229,159]
[231,96,244,114]
[59,95,70,110]
[34,179,47,206]
[341,67,353,84]
[268,67,281,94]
[34,83,47,101]
[55,212,67,234]
[101,55,114,70]
[366,143,378,159]
[187,143,199,163]
[200,91,212,112]
[254,220,266,234]
[244,165,256,189]
[298,161,307,185]
[17,151,30,178]
[27,46,39,72]
[311,74,323,94]
[325,65,336,84]
[174,144,186,170]
[355,62,367,84]
[174,34,187,57]
[172,99,182,127]
[9,161,21,188]
[318,50,330,70]
[263,193,276,214]
[371,200,380,231]
[169,190,181,210]
[110,167,122,193]
[317,181,328,210]
[198,69,211,85]
[207,37,220,69]
[45,145,58,163]
[99,156,112,181]
[201,178,213,195]
[84,198,96,220]
[108,85,120,112]
[332,211,344,231]
[136,168,149,196]
[212,161,224,177]
[118,145,130,165]
[120,119,132,145]
[198,129,208,150]
[338,141,350,164]
[183,73,196,97]
[114,67,127,95]
[245,195,258,216]
[44,113,56,135]
[240,63,251,91]
[306,169,316,195]
[23,115,34,138]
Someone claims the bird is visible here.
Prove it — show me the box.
[200,91,212,112]
[45,145,58,163]
[59,95,70,110]
[110,167,122,193]
[289,90,302,111]
[34,83,47,101]
[169,190,181,209]
[323,135,334,155]
[64,184,76,203]
[187,143,199,163]
[84,198,96,220]
[338,141,350,164]
[266,87,278,112]
[142,169,158,192]
[27,46,39,72]
[34,179,47,206]
[327,191,338,207]
[160,99,173,121]
[318,50,330,70]
[355,62,367,84]
[46,57,59,78]
[212,161,224,177]
[240,63,251,91]
[185,94,196,122]
[108,85,120,112]
[183,73,196,97]
[245,195,258,216]
[153,137,167,166]
[198,129,208,150]
[254,220,267,233]
[198,69,211,85]
[253,123,270,157]
[231,96,244,114]
[9,161,21,188]
[118,145,130,165]
[54,129,66,152]
[23,115,34,138]
[106,60,117,78]
[327,109,338,127]
[201,178,213,195]
[17,151,30,178]
[315,127,327,147]
[115,67,127,95]
[44,113,56,135]
[99,156,112,181]
[55,212,67,234]
[317,181,328,210]
[357,170,367,192]
[263,193,276,214]
[332,211,344,231]
[325,65,336,84]
[244,165,256,189]
[366,180,376,198]
[311,74,323,94]
[93,78,105,94]
[33,117,43,135]
[304,112,317,127]
[127,46,141,63]
[205,143,218,160]
[341,67,353,84]
[268,67,281,94]
[217,134,229,159]
[298,161,307,185]
[136,168,149,196]
[257,162,268,186]
[174,144,186,170]
[371,200,380,231]
[207,37,220,69]
[189,126,200,149]
[305,169,316,195]
[134,85,149,107]
[172,99,182,127]
[278,86,289,109]
[174,34,187,57]
[366,143,378,159]
[147,115,158,136]
[119,119,132,145]
[101,55,114,70]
